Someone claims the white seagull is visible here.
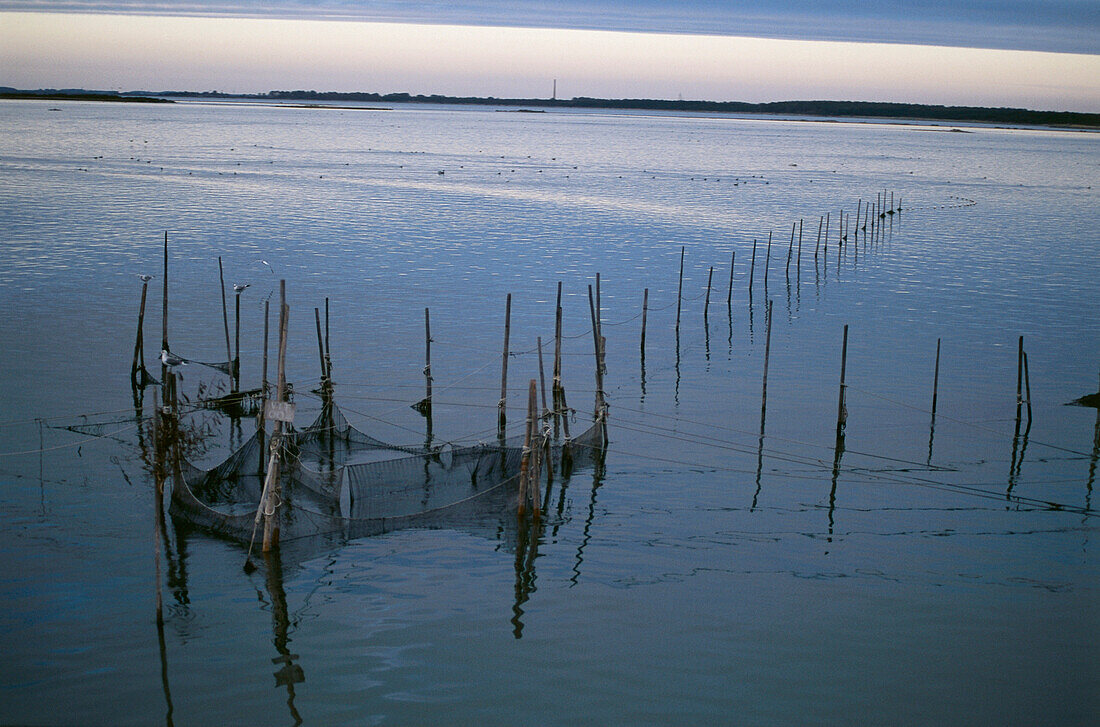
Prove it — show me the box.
[233,283,250,293]
[160,349,187,368]
[137,273,154,283]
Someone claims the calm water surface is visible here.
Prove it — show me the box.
[1,99,1098,725]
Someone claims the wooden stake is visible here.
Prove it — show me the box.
[537,336,548,419]
[518,379,537,517]
[796,219,803,270]
[815,216,823,262]
[749,239,757,294]
[836,324,849,440]
[704,266,714,320]
[785,223,794,276]
[759,299,773,437]
[1016,335,1024,408]
[131,281,148,385]
[640,287,649,359]
[727,251,735,308]
[553,282,563,437]
[931,338,941,416]
[219,257,232,367]
[424,307,432,413]
[233,289,241,393]
[324,298,332,380]
[314,307,327,382]
[588,285,606,422]
[263,281,288,552]
[764,232,772,289]
[1023,350,1033,424]
[499,293,512,436]
[675,246,685,333]
[161,232,168,381]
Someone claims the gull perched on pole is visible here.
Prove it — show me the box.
[233,283,250,294]
[137,273,154,283]
[160,349,187,368]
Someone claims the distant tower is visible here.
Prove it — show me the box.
[552,79,557,101]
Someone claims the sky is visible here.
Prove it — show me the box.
[1,1,1098,111]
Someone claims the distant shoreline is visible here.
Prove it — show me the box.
[3,87,1098,128]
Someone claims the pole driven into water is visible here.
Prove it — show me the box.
[675,246,685,334]
[836,324,849,441]
[499,293,512,437]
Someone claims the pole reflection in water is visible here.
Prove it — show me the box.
[571,451,606,588]
[262,549,305,726]
[827,434,845,555]
[511,518,541,639]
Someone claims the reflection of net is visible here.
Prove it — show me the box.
[170,402,605,543]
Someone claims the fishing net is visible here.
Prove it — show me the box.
[169,401,606,543]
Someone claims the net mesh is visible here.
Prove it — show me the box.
[169,401,606,543]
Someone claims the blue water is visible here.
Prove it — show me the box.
[1,99,1098,725]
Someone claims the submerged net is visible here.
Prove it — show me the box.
[169,401,606,543]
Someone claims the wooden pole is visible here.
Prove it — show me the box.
[553,283,563,438]
[759,299,773,437]
[219,257,232,367]
[529,379,541,519]
[314,307,327,382]
[640,287,649,359]
[796,219,803,270]
[749,239,758,295]
[588,285,606,422]
[675,246,685,333]
[1023,351,1033,424]
[424,307,432,413]
[727,251,735,308]
[704,265,714,320]
[836,324,849,440]
[931,338,941,416]
[823,213,830,264]
[1016,335,1024,408]
[764,231,772,290]
[131,281,148,384]
[538,336,548,419]
[815,216,823,263]
[233,290,241,393]
[785,223,794,276]
[161,232,168,382]
[263,281,288,552]
[518,379,537,517]
[324,298,332,380]
[499,293,512,436]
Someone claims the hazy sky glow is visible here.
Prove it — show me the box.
[1,4,1098,111]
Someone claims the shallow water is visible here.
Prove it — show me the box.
[1,99,1098,725]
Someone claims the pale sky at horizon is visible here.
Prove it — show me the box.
[2,4,1099,112]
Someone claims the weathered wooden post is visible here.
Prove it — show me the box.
[420,307,432,415]
[764,231,772,290]
[518,378,537,517]
[262,281,290,552]
[931,338,941,416]
[499,293,512,437]
[675,246,685,334]
[785,223,795,277]
[640,287,649,360]
[553,283,564,438]
[131,280,149,386]
[588,285,606,423]
[749,239,758,295]
[161,232,169,383]
[324,298,332,380]
[232,285,242,393]
[218,257,232,371]
[704,265,714,320]
[759,299,773,438]
[835,324,849,441]
[727,251,735,309]
[313,307,327,383]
